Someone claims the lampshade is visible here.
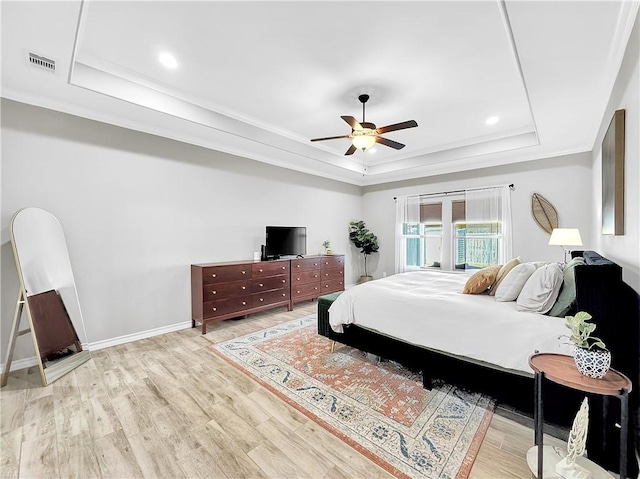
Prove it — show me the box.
[352,134,376,150]
[548,228,583,246]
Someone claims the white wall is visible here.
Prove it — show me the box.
[361,152,594,279]
[1,99,362,360]
[591,13,639,292]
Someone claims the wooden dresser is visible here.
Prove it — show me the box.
[191,259,291,333]
[191,255,345,333]
[291,255,345,305]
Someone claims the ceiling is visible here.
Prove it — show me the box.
[2,1,638,186]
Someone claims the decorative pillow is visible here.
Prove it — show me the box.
[548,257,585,317]
[494,262,538,302]
[489,257,521,296]
[462,265,502,294]
[516,263,564,313]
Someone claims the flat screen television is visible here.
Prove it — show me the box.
[265,226,306,259]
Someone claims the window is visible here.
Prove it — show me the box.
[454,222,501,269]
[395,186,511,274]
[403,223,442,268]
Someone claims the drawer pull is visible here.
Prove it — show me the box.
[314,275,318,278]
[296,265,300,268]
[314,287,318,290]
[212,307,217,312]
[242,301,247,306]
[297,290,300,294]
[282,266,286,269]
[242,271,246,275]
[212,274,217,278]
[212,291,217,295]
[259,269,263,273]
[259,283,264,287]
[259,298,264,302]
[325,273,329,276]
[241,286,246,290]
[282,293,286,297]
[314,263,318,266]
[281,280,285,283]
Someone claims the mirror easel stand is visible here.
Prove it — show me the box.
[2,207,91,388]
[1,288,47,387]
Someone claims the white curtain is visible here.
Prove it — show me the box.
[394,195,420,274]
[464,185,512,264]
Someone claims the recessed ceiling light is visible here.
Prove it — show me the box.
[486,116,499,125]
[159,52,177,69]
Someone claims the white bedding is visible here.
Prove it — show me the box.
[328,270,573,374]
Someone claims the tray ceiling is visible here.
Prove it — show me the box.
[2,1,637,186]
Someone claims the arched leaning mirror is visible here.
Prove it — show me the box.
[2,207,90,386]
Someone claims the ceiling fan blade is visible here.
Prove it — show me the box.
[375,136,405,150]
[310,135,351,142]
[341,116,363,130]
[344,144,357,155]
[376,120,418,134]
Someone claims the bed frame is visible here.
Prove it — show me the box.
[317,251,639,477]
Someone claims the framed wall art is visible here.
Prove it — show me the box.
[601,109,625,235]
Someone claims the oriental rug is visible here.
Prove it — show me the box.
[211,315,494,479]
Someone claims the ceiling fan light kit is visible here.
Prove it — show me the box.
[311,94,418,155]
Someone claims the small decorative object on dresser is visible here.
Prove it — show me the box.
[322,240,333,255]
[565,311,611,379]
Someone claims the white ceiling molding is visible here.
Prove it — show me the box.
[2,1,637,186]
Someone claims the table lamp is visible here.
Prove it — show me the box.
[549,228,583,262]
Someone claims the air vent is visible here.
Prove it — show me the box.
[28,52,55,72]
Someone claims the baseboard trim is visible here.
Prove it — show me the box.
[88,320,192,351]
[2,320,193,373]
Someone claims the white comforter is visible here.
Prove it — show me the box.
[329,270,573,374]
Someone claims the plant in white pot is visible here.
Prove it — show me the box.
[349,220,379,283]
[565,311,611,379]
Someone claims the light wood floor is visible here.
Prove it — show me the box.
[1,302,565,478]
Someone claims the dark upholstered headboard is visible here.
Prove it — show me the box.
[572,250,639,476]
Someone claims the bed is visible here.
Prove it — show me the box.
[318,251,639,476]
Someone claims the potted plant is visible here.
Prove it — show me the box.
[349,220,379,283]
[322,240,333,255]
[565,311,611,379]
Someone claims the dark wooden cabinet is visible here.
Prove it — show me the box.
[191,255,345,333]
[291,255,344,304]
[191,259,291,333]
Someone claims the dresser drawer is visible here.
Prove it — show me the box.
[321,279,345,294]
[252,289,290,308]
[291,270,321,284]
[291,282,321,299]
[291,258,322,272]
[252,261,289,278]
[321,256,345,269]
[202,298,251,318]
[252,275,289,293]
[203,280,251,302]
[321,268,344,281]
[202,265,251,284]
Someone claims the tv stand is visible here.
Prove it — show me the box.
[191,255,344,333]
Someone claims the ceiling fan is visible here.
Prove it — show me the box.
[310,94,418,155]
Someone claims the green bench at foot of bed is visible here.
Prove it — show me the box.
[317,291,343,339]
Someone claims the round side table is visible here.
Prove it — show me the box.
[528,353,632,479]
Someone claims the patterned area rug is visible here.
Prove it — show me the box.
[212,315,495,479]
